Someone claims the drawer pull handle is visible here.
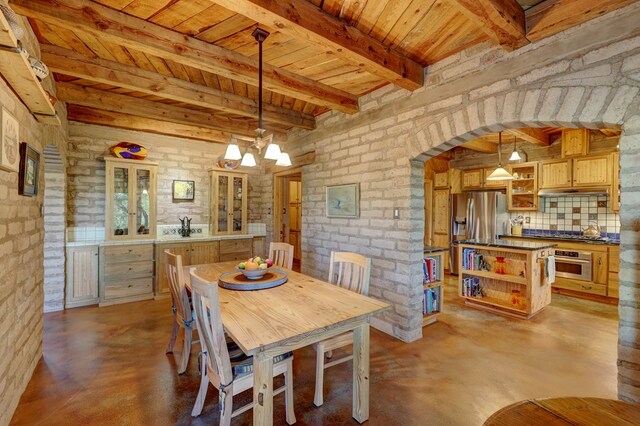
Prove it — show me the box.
[581,285,592,290]
[129,267,133,271]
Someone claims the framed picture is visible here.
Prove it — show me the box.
[18,143,40,197]
[0,108,20,173]
[326,183,359,218]
[172,180,195,201]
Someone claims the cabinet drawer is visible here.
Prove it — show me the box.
[220,239,252,255]
[553,278,607,296]
[608,272,619,298]
[104,278,153,300]
[102,244,154,263]
[219,252,252,262]
[104,260,154,282]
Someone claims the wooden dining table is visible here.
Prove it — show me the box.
[186,261,390,426]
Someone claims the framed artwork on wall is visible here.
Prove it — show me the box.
[19,143,40,197]
[326,183,359,218]
[172,180,195,201]
[0,108,20,173]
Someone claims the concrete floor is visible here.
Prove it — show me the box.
[10,277,619,425]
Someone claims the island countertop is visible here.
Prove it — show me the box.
[454,239,557,251]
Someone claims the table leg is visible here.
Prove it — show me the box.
[352,322,370,423]
[253,351,274,426]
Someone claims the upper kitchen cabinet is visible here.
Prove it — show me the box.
[507,162,538,211]
[539,159,573,189]
[462,169,483,191]
[210,169,248,235]
[562,129,590,158]
[105,158,157,241]
[572,154,611,187]
[433,169,462,193]
[483,167,508,189]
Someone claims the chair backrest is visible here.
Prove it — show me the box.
[164,249,192,324]
[190,269,233,386]
[269,242,294,269]
[328,251,371,295]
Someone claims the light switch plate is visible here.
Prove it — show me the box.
[393,208,400,219]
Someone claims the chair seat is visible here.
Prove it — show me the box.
[226,341,292,378]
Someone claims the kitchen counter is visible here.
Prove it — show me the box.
[455,239,557,251]
[499,234,620,245]
[424,246,448,254]
[66,233,263,247]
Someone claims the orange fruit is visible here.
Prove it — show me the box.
[245,262,259,271]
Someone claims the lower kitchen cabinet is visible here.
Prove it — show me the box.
[608,246,620,298]
[219,238,252,262]
[99,243,154,306]
[65,245,100,308]
[252,236,265,257]
[155,240,220,296]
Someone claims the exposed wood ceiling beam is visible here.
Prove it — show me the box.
[211,0,424,90]
[461,138,498,153]
[10,0,359,114]
[526,0,639,42]
[265,151,316,174]
[67,105,231,144]
[506,128,550,146]
[56,83,289,138]
[41,44,315,130]
[449,0,528,50]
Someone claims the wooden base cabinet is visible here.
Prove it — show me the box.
[155,240,220,296]
[65,245,99,308]
[99,244,154,306]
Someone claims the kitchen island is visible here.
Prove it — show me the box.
[456,239,556,319]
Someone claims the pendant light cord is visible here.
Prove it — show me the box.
[258,34,263,131]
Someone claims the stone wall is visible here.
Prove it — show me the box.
[0,11,68,424]
[280,2,640,401]
[66,123,267,231]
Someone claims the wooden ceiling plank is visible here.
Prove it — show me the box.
[11,0,359,113]
[125,49,160,73]
[506,128,550,146]
[369,0,415,41]
[173,4,236,36]
[72,30,118,61]
[339,0,369,24]
[448,0,528,50]
[67,105,231,143]
[202,72,222,91]
[94,0,131,9]
[383,0,437,48]
[163,59,191,81]
[196,14,256,44]
[462,138,499,153]
[355,1,387,34]
[42,45,316,129]
[38,21,95,56]
[148,0,212,28]
[211,0,425,90]
[526,0,638,42]
[122,0,173,20]
[183,66,207,86]
[57,83,278,136]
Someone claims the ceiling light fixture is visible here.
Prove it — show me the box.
[509,135,522,162]
[486,132,514,181]
[224,28,290,167]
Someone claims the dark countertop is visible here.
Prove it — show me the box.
[455,239,557,251]
[500,234,620,246]
[424,246,449,254]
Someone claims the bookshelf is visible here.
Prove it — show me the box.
[457,242,554,319]
[422,247,447,326]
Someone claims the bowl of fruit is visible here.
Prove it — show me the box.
[237,257,274,280]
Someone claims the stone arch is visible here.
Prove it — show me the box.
[406,85,640,402]
[43,144,66,313]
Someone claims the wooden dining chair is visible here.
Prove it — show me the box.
[313,251,371,407]
[164,249,196,374]
[189,269,296,425]
[269,242,294,269]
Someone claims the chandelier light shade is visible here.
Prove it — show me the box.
[486,132,514,181]
[509,135,526,162]
[240,152,256,167]
[264,142,282,160]
[224,143,242,161]
[275,152,292,167]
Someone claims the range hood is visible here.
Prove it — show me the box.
[538,187,610,197]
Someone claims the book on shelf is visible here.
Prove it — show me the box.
[462,276,482,297]
[423,287,440,315]
[422,257,440,284]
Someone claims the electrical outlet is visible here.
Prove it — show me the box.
[393,208,400,219]
[525,217,530,223]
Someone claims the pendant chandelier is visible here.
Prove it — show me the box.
[224,28,291,167]
[509,134,527,162]
[486,132,514,181]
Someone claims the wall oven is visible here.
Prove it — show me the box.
[554,250,592,282]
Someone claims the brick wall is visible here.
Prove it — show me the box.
[66,123,267,231]
[0,11,68,424]
[280,2,640,401]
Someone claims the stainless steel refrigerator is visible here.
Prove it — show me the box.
[449,191,509,274]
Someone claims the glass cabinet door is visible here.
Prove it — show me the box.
[135,168,151,235]
[112,166,129,237]
[232,176,244,232]
[217,175,229,233]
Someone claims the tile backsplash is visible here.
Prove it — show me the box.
[510,195,620,234]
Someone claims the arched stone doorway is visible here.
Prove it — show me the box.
[407,85,640,402]
[43,144,66,312]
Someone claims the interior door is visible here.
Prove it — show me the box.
[288,179,302,260]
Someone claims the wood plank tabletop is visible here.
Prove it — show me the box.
[186,261,390,355]
[484,397,640,425]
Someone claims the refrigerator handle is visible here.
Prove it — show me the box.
[466,197,474,239]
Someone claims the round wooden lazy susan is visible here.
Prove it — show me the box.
[218,269,288,291]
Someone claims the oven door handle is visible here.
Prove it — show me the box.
[556,258,591,264]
